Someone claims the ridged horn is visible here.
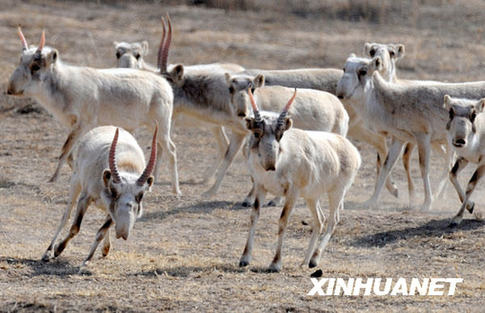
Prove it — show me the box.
[157,17,166,70]
[17,26,28,50]
[137,125,158,186]
[109,128,122,184]
[248,88,262,123]
[35,30,45,55]
[277,88,297,129]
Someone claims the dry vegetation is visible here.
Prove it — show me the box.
[1,0,485,312]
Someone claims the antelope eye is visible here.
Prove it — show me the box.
[31,63,40,73]
[390,51,395,57]
[369,49,375,57]
[229,86,235,94]
[116,51,121,59]
[342,67,345,72]
[134,53,141,60]
[135,193,144,203]
[358,69,367,77]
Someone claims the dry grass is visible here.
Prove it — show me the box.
[1,0,485,312]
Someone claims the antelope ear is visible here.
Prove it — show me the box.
[169,64,184,82]
[113,41,119,47]
[146,175,154,188]
[245,117,257,130]
[141,40,149,55]
[443,95,452,110]
[253,74,265,89]
[283,117,293,131]
[363,43,372,56]
[476,98,485,113]
[103,169,112,188]
[395,44,405,59]
[349,53,356,58]
[224,72,232,84]
[47,49,58,64]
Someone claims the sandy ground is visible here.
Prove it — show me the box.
[0,1,485,312]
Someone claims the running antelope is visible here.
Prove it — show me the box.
[239,89,361,272]
[443,95,485,226]
[42,126,157,268]
[338,55,485,211]
[225,73,348,205]
[7,28,180,195]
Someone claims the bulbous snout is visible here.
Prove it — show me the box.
[6,82,21,96]
[115,225,130,240]
[118,54,138,69]
[452,138,466,148]
[264,164,276,171]
[336,81,346,100]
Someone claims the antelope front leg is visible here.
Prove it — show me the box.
[303,199,325,268]
[269,191,298,272]
[239,188,266,267]
[54,193,91,258]
[402,142,416,205]
[415,133,433,211]
[202,133,246,198]
[310,189,345,267]
[449,157,473,210]
[49,125,84,183]
[42,181,82,261]
[364,137,405,208]
[102,228,111,257]
[81,215,113,269]
[433,143,455,199]
[450,164,485,226]
[348,123,398,198]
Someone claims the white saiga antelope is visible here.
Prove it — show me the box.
[443,95,485,226]
[114,23,245,179]
[338,55,485,211]
[242,56,404,199]
[7,28,180,195]
[224,73,348,205]
[42,126,157,267]
[239,89,361,272]
[114,40,157,71]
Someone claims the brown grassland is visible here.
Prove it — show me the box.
[1,0,485,312]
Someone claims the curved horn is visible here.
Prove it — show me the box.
[277,88,297,129]
[35,30,45,55]
[248,88,262,123]
[109,128,122,184]
[157,17,166,71]
[137,125,158,186]
[160,13,172,74]
[17,26,28,50]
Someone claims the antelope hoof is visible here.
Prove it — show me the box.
[239,254,251,267]
[102,245,110,258]
[466,201,475,214]
[268,262,281,273]
[362,198,378,209]
[449,216,462,227]
[48,175,58,183]
[241,200,252,207]
[201,188,216,199]
[41,251,52,262]
[309,259,318,268]
[387,183,399,198]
